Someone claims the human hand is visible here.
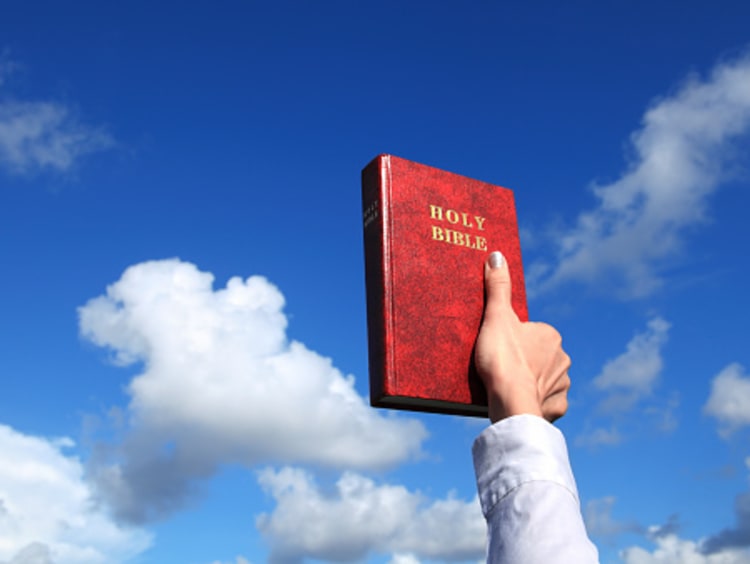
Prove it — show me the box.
[474,251,571,424]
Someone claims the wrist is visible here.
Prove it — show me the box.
[487,387,543,423]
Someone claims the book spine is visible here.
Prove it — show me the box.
[361,155,393,405]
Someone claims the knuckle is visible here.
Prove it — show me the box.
[538,322,562,345]
[562,352,572,371]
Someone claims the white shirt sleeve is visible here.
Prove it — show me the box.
[472,414,599,564]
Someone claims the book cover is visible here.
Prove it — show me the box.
[362,154,528,417]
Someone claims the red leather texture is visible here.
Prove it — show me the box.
[362,154,528,417]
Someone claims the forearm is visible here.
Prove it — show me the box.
[473,415,599,564]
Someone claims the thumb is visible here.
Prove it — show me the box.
[483,251,514,319]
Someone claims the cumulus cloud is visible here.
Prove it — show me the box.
[256,467,485,563]
[593,317,670,410]
[621,533,750,563]
[643,392,680,434]
[387,555,422,564]
[704,363,750,436]
[0,53,20,87]
[386,556,483,564]
[575,318,673,448]
[0,543,52,564]
[530,51,750,298]
[0,56,113,175]
[702,488,750,555]
[587,498,750,562]
[620,461,750,561]
[0,424,151,564]
[574,426,623,449]
[584,497,643,541]
[699,366,750,552]
[79,259,427,523]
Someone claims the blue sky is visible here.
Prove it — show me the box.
[1,1,750,563]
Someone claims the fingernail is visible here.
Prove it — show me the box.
[488,251,505,269]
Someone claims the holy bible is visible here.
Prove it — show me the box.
[361,154,528,417]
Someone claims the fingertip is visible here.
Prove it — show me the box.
[488,251,505,270]
[484,250,511,281]
[483,250,513,309]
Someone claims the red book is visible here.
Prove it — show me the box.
[362,154,528,417]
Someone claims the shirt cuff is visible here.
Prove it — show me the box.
[472,414,580,518]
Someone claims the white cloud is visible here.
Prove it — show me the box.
[575,426,623,448]
[704,363,750,436]
[696,460,750,556]
[594,317,670,394]
[0,53,20,87]
[256,467,485,563]
[0,543,52,564]
[388,555,422,564]
[0,424,151,564]
[643,393,680,434]
[593,317,670,408]
[584,496,642,541]
[0,101,114,175]
[0,56,113,175]
[701,490,750,555]
[620,461,750,561]
[575,318,672,447]
[587,498,750,562]
[530,51,750,298]
[79,259,427,523]
[621,533,750,563]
